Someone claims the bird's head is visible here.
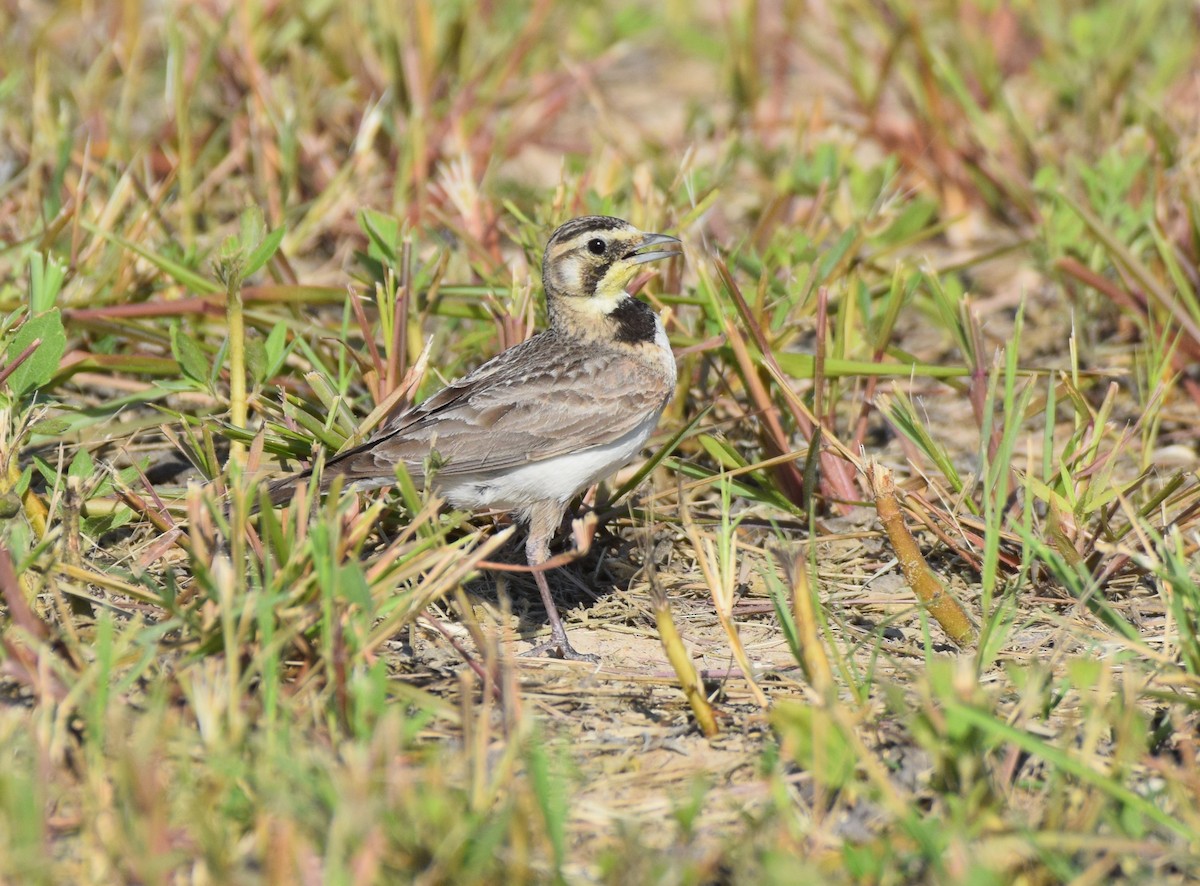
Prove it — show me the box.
[541,216,681,319]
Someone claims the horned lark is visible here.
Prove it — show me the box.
[267,216,681,661]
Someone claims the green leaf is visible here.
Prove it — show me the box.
[814,224,859,284]
[170,324,210,385]
[68,448,95,482]
[263,322,290,377]
[244,334,268,384]
[760,561,802,666]
[359,209,400,265]
[697,433,749,470]
[4,308,67,396]
[235,207,267,258]
[336,564,372,609]
[29,415,72,436]
[29,252,67,315]
[33,455,57,488]
[12,465,32,496]
[244,225,285,277]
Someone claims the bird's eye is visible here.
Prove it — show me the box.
[586,238,606,255]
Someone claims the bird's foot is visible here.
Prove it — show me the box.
[521,633,600,663]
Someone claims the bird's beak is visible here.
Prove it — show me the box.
[626,232,683,265]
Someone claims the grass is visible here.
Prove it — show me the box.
[3,0,1200,881]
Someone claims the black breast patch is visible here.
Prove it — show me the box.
[610,297,658,344]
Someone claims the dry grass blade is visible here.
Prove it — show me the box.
[363,525,515,655]
[865,461,976,647]
[679,483,769,709]
[0,338,43,388]
[645,544,719,737]
[779,550,834,694]
[4,459,48,542]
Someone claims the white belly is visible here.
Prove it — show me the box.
[440,405,665,516]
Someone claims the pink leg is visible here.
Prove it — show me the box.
[519,501,599,662]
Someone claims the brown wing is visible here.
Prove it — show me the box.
[322,331,672,485]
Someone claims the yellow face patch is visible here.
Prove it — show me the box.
[544,228,641,299]
[540,217,680,320]
[586,261,640,310]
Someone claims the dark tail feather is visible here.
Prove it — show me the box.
[256,436,406,511]
[258,463,368,510]
[259,441,366,510]
[258,468,317,510]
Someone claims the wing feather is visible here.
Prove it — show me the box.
[323,330,672,484]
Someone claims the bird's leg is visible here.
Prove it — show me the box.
[520,502,600,663]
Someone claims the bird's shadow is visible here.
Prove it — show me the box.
[462,523,638,643]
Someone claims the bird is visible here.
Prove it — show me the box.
[265,216,682,661]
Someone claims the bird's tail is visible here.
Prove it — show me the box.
[258,458,402,510]
[262,469,316,507]
[257,430,419,510]
[258,436,371,509]
[224,469,316,520]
